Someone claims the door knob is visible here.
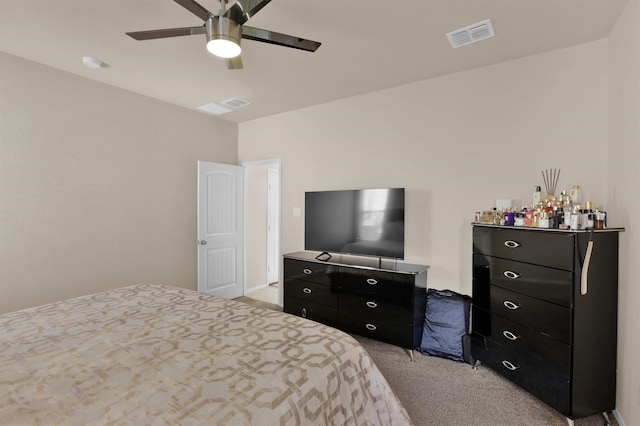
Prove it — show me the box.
[197,240,207,245]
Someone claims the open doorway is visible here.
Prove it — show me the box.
[242,159,281,306]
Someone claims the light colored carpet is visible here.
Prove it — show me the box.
[234,297,616,426]
[244,284,279,305]
[357,336,616,426]
[235,295,279,310]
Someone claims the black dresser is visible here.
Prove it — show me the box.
[471,224,622,422]
[283,251,428,356]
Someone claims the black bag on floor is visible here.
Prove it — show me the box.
[418,289,471,363]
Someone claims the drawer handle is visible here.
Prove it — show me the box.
[303,268,313,275]
[365,301,379,309]
[503,300,521,310]
[502,330,521,341]
[302,287,312,294]
[503,270,521,280]
[366,278,378,285]
[501,360,519,371]
[301,307,307,318]
[504,240,521,249]
[365,323,377,331]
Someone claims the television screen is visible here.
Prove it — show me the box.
[304,188,405,259]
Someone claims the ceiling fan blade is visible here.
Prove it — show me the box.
[173,0,213,22]
[126,25,206,40]
[226,56,244,70]
[242,26,321,52]
[225,0,273,25]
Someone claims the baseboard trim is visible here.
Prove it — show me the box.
[245,284,269,294]
[613,409,626,426]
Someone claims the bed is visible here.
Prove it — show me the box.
[0,283,412,425]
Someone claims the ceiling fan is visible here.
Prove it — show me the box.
[126,0,321,70]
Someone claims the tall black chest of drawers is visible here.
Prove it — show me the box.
[283,251,428,351]
[471,225,622,421]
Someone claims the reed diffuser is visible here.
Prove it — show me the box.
[542,168,560,201]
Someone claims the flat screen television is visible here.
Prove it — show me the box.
[305,188,405,259]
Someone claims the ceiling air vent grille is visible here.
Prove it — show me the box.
[446,19,495,48]
[222,98,250,109]
[197,102,233,116]
[196,98,250,116]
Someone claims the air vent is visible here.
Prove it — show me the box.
[197,103,232,116]
[446,19,495,48]
[222,98,250,109]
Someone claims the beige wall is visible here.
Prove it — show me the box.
[0,52,238,314]
[239,40,609,293]
[609,0,640,423]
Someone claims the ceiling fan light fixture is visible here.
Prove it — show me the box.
[206,16,241,58]
[207,38,241,58]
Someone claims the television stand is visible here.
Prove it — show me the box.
[283,251,429,356]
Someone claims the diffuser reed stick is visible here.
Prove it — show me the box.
[542,168,560,197]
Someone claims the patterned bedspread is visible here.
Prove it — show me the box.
[0,283,412,425]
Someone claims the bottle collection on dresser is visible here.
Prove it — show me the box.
[474,169,608,231]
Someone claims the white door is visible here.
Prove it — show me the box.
[197,161,244,299]
[266,168,279,284]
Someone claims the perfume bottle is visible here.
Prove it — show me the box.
[570,185,580,204]
[533,186,541,206]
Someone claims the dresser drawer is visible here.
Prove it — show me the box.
[338,312,415,348]
[471,336,570,415]
[338,268,413,302]
[474,285,571,344]
[284,278,337,307]
[473,227,574,270]
[283,297,337,326]
[284,258,337,285]
[473,254,573,307]
[339,293,412,323]
[472,306,570,377]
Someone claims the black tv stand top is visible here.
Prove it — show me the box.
[284,251,429,275]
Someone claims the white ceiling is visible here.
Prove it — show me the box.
[0,0,629,123]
